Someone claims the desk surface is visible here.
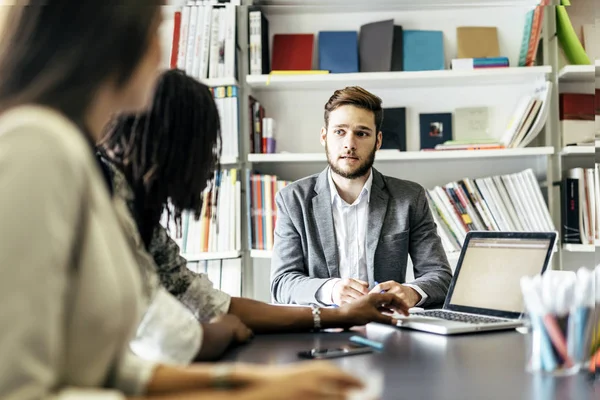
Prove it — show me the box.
[224,324,596,400]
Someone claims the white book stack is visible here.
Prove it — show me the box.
[173,1,236,81]
[162,168,241,255]
[212,86,239,161]
[426,168,555,254]
[499,80,552,148]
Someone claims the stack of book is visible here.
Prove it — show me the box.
[246,172,292,251]
[562,166,599,246]
[499,81,552,148]
[169,1,237,80]
[211,86,239,160]
[162,168,241,255]
[426,168,555,254]
[248,96,276,154]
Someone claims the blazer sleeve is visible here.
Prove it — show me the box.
[0,127,143,400]
[408,187,453,306]
[270,191,330,305]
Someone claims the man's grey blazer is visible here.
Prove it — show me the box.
[270,167,453,307]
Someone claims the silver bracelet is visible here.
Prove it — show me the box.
[311,304,322,331]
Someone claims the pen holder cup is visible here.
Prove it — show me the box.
[526,308,595,376]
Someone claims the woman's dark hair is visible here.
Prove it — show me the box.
[0,1,161,127]
[99,69,222,247]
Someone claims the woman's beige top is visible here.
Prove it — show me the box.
[0,105,157,399]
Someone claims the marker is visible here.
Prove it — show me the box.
[349,335,384,351]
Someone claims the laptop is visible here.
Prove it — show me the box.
[395,231,557,335]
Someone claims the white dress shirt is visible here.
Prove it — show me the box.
[316,168,428,306]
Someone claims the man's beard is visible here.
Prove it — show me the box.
[325,141,377,180]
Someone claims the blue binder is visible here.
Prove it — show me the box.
[403,30,445,71]
[318,31,359,73]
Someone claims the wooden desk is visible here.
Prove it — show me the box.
[223,323,595,400]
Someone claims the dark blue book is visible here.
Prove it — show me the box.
[318,31,359,73]
[403,30,445,71]
[380,107,406,151]
[419,113,453,150]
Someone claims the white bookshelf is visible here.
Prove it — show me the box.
[202,77,239,87]
[250,249,273,259]
[183,251,242,262]
[249,147,554,163]
[219,155,239,165]
[246,67,551,91]
[557,65,595,83]
[562,244,597,253]
[162,2,572,300]
[560,145,596,156]
[254,0,541,13]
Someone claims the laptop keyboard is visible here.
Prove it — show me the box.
[418,310,507,324]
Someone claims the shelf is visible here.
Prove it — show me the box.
[246,67,551,91]
[560,145,596,156]
[562,244,597,253]
[250,249,273,259]
[183,251,241,261]
[201,77,238,87]
[558,65,595,83]
[255,0,541,13]
[219,155,239,165]
[248,147,555,163]
[596,60,600,77]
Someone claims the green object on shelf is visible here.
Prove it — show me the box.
[556,4,591,65]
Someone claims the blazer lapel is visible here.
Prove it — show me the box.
[366,170,389,287]
[312,168,339,278]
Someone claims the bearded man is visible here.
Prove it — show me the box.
[270,86,452,309]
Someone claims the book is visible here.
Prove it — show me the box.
[419,113,453,150]
[456,27,500,58]
[559,93,595,121]
[379,107,406,151]
[391,26,403,72]
[403,30,444,71]
[318,31,359,73]
[359,19,394,72]
[453,107,491,141]
[269,70,329,75]
[272,34,314,71]
[451,57,509,70]
[248,7,271,75]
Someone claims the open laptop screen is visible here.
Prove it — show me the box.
[447,236,552,315]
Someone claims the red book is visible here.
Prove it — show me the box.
[271,34,314,71]
[595,89,600,116]
[170,11,182,69]
[559,93,595,120]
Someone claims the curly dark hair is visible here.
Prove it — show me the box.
[99,69,222,247]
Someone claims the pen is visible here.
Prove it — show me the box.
[349,335,384,351]
[373,281,386,294]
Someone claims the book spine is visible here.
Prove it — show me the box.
[170,10,182,69]
[563,178,581,243]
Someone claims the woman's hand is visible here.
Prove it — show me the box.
[231,361,363,399]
